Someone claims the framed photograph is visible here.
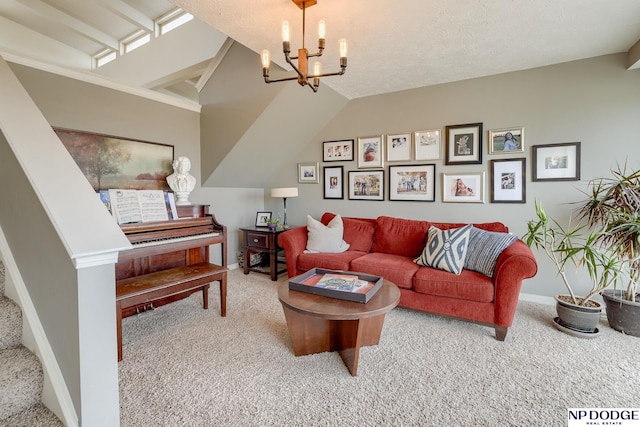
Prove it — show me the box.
[348,170,384,201]
[442,173,485,203]
[322,139,354,162]
[489,127,524,154]
[255,211,272,227]
[414,129,441,160]
[54,127,174,191]
[386,133,412,162]
[357,135,384,169]
[532,142,581,181]
[445,123,483,165]
[323,166,344,199]
[490,159,526,203]
[389,164,436,202]
[298,162,320,183]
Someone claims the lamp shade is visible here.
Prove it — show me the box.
[271,187,298,198]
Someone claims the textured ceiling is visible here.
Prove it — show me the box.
[1,0,639,101]
[172,0,640,99]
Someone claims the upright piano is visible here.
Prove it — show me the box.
[115,204,227,359]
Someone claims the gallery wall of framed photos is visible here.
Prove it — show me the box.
[311,123,579,205]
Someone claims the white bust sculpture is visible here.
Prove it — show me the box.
[166,156,196,206]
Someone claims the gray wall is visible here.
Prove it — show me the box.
[9,63,254,266]
[9,53,640,301]
[267,53,640,300]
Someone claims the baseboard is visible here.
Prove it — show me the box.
[519,293,555,305]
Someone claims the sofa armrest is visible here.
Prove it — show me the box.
[277,226,308,278]
[492,239,538,327]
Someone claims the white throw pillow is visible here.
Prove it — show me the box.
[304,214,350,253]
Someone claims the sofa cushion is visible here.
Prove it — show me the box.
[372,216,430,257]
[464,227,518,277]
[321,213,375,252]
[304,214,350,253]
[430,221,508,233]
[413,267,495,303]
[415,225,472,274]
[350,252,419,289]
[297,251,368,272]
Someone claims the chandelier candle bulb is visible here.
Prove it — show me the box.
[339,38,348,58]
[282,21,290,42]
[261,50,271,69]
[313,61,321,87]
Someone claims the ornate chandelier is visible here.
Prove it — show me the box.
[261,0,347,93]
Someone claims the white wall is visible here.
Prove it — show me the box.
[267,53,640,301]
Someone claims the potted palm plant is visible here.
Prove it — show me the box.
[524,201,623,337]
[574,164,640,337]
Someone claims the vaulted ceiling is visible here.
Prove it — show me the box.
[1,0,639,104]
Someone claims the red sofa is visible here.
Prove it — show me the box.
[278,213,538,340]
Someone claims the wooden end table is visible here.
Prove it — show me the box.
[277,279,400,376]
[241,227,288,281]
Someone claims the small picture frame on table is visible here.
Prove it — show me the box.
[532,142,581,181]
[323,166,344,199]
[442,173,485,203]
[445,123,483,165]
[414,129,441,160]
[388,164,436,202]
[348,170,384,201]
[386,132,412,162]
[298,162,320,183]
[322,139,354,162]
[488,127,524,154]
[357,135,384,169]
[490,158,526,203]
[255,211,272,227]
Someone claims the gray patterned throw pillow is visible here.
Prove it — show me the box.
[464,226,518,277]
[414,225,472,275]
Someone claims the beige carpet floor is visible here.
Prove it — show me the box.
[118,268,639,427]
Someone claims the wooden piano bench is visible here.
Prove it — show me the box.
[115,262,227,361]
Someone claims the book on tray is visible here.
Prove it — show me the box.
[289,269,383,303]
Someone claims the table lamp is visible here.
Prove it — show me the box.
[271,187,298,229]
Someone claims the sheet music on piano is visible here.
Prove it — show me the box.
[106,189,178,224]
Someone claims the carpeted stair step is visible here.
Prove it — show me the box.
[0,346,44,421]
[0,402,64,427]
[0,296,22,350]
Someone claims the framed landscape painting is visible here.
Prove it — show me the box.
[54,127,173,191]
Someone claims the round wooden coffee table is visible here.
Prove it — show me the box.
[278,278,400,376]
